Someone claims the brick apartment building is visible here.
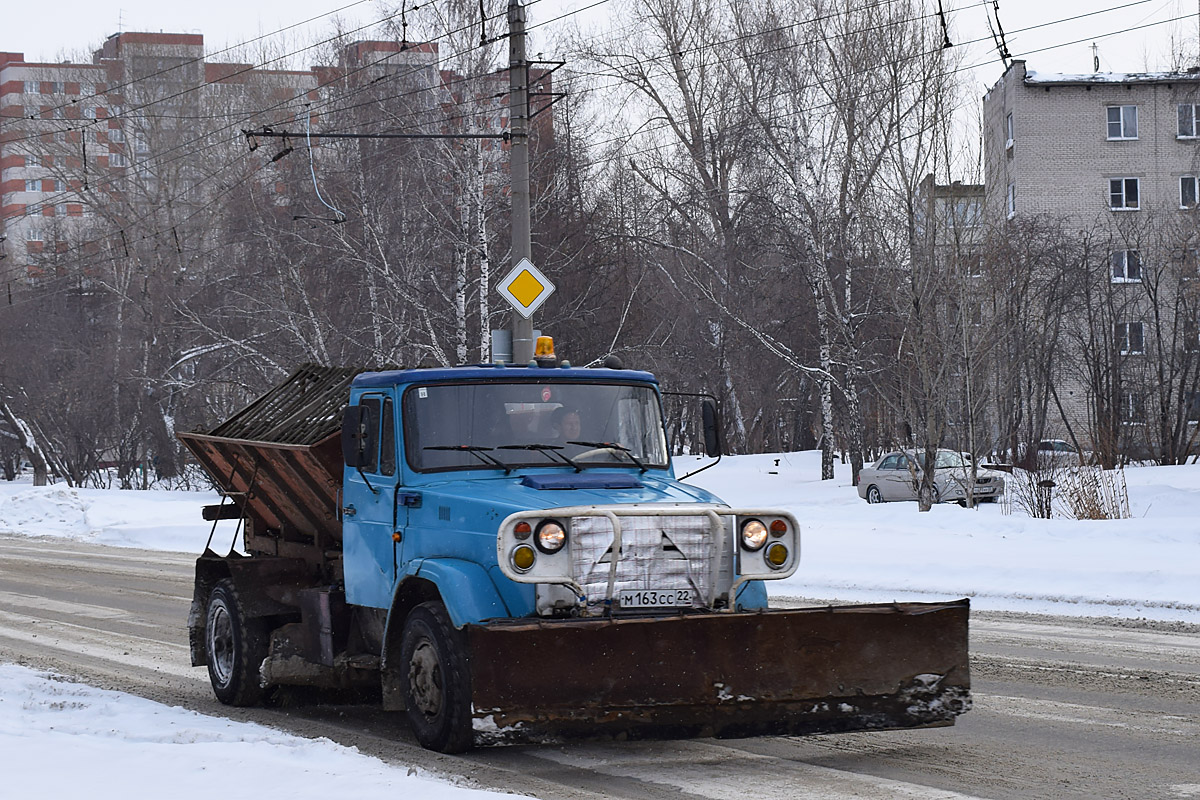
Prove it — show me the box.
[0,31,519,269]
[982,59,1200,460]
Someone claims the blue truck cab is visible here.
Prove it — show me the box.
[339,364,791,627]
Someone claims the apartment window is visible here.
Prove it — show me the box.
[1006,183,1016,218]
[1182,176,1198,208]
[108,128,124,143]
[1111,249,1142,282]
[24,153,38,167]
[1182,248,1200,279]
[965,300,983,327]
[1180,104,1200,138]
[54,203,67,216]
[1110,177,1140,210]
[1107,105,1138,140]
[83,107,96,120]
[1185,391,1200,422]
[1185,319,1200,353]
[1120,390,1145,424]
[109,152,128,167]
[24,225,42,242]
[134,135,149,155]
[48,81,62,94]
[1005,112,1014,148]
[23,81,37,94]
[1117,321,1145,355]
[948,199,981,228]
[25,105,38,119]
[24,179,40,193]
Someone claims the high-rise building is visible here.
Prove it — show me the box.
[0,31,524,269]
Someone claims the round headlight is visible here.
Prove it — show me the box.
[536,520,567,553]
[740,519,768,551]
[766,542,789,569]
[511,544,536,572]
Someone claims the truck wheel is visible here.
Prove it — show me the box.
[205,578,268,706]
[399,601,473,753]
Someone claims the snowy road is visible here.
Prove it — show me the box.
[2,534,1198,800]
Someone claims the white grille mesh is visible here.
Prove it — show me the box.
[569,515,714,607]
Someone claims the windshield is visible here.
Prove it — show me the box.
[934,451,969,469]
[403,381,669,472]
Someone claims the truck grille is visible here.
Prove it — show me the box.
[568,515,715,608]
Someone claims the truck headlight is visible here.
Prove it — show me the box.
[511,544,536,572]
[766,543,789,568]
[536,520,567,553]
[740,519,768,551]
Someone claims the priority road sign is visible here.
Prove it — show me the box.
[497,258,555,319]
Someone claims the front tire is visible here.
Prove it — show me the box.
[400,601,473,753]
[866,485,883,504]
[205,578,268,706]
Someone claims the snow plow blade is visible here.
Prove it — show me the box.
[467,600,970,744]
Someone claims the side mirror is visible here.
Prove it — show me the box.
[702,398,722,458]
[341,405,368,467]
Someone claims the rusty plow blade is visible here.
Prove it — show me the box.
[467,600,970,745]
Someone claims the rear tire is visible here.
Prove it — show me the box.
[866,485,883,504]
[205,578,268,706]
[399,601,473,753]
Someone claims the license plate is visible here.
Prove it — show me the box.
[619,589,692,608]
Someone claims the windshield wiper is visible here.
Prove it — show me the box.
[423,445,512,474]
[568,440,648,473]
[498,443,582,472]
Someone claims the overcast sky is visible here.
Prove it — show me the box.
[5,0,1196,75]
[3,0,1197,133]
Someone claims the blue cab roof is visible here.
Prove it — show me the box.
[350,363,659,388]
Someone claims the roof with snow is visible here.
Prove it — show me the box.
[1024,69,1200,86]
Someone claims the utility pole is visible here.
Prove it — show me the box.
[508,0,535,364]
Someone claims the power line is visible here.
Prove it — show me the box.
[0,0,388,133]
[562,1,1196,170]
[0,2,568,279]
[3,0,1188,282]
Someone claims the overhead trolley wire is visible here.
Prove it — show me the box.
[0,0,559,280]
[2,0,1184,283]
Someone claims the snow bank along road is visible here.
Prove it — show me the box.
[1,534,1198,800]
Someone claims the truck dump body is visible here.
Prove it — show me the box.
[469,601,970,743]
[178,365,359,558]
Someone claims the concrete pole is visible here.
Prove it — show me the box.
[508,0,535,364]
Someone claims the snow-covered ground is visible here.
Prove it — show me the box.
[1,451,1198,796]
[0,663,512,800]
[3,450,1197,621]
[685,452,1200,623]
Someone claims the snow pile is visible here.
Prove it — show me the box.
[0,484,92,538]
[0,664,509,800]
[0,482,218,551]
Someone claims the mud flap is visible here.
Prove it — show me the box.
[467,600,970,745]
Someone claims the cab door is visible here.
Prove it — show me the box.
[342,393,400,609]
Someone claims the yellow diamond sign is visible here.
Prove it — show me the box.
[497,258,555,319]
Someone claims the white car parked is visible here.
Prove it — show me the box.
[857,449,1006,505]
